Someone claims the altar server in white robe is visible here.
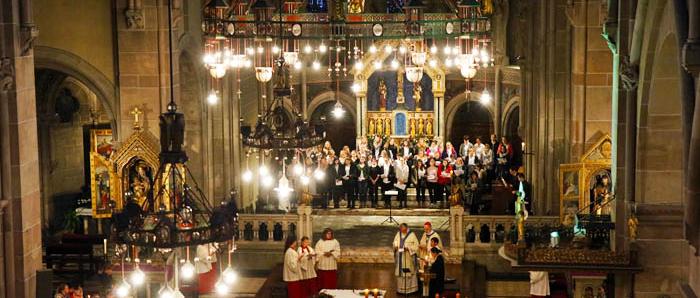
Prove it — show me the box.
[284,237,303,298]
[393,223,419,294]
[315,228,341,289]
[529,271,550,297]
[297,236,318,297]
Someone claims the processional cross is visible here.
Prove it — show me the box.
[130,107,143,130]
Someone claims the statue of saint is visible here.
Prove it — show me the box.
[425,117,433,136]
[418,117,424,135]
[376,117,384,136]
[384,117,392,136]
[348,0,364,13]
[368,118,376,135]
[413,83,422,111]
[449,183,463,207]
[396,71,405,104]
[409,118,416,137]
[515,192,528,244]
[378,79,388,111]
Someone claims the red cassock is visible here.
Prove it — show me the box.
[287,280,304,298]
[301,277,319,297]
[198,262,218,293]
[316,269,338,290]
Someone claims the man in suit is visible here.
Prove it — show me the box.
[339,158,359,208]
[459,135,472,158]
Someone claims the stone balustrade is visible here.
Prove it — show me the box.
[459,214,559,245]
[237,213,299,244]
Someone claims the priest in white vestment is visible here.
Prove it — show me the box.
[393,223,419,294]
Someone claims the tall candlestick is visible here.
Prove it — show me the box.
[103,239,107,256]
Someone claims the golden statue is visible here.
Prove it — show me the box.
[413,83,422,111]
[409,118,416,137]
[300,190,314,206]
[348,0,364,14]
[384,117,392,136]
[448,183,463,207]
[418,117,425,135]
[376,116,384,136]
[628,214,639,241]
[425,117,433,136]
[515,192,528,244]
[481,0,494,16]
[368,118,376,135]
[396,70,405,104]
[378,79,388,111]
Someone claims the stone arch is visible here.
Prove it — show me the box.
[636,0,684,206]
[445,91,495,141]
[34,46,120,139]
[502,96,520,137]
[307,91,357,120]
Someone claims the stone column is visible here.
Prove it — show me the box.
[0,1,43,295]
[436,94,445,140]
[494,66,502,135]
[356,95,362,137]
[449,206,464,257]
[297,205,313,241]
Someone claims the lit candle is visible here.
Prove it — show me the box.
[103,239,107,256]
[373,288,379,298]
[522,142,526,152]
[364,289,369,298]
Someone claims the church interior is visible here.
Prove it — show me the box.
[1,0,700,297]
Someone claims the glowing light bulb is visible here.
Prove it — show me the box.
[243,59,252,68]
[443,46,451,55]
[312,60,321,70]
[115,281,131,298]
[369,45,377,53]
[257,46,264,54]
[373,60,382,70]
[452,47,460,55]
[332,102,345,119]
[246,47,255,55]
[304,44,312,54]
[319,43,327,53]
[207,90,219,105]
[384,45,393,54]
[129,267,146,287]
[429,59,438,67]
[222,266,238,285]
[399,46,407,54]
[430,45,438,54]
[351,83,361,94]
[215,279,229,295]
[203,54,215,65]
[480,90,492,104]
[293,163,304,176]
[314,169,325,180]
[272,45,280,54]
[180,261,195,280]
[294,61,302,70]
[259,165,269,176]
[242,169,253,182]
[445,58,453,67]
[300,175,310,186]
[390,59,399,70]
[354,61,364,70]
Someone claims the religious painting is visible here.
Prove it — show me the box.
[561,199,580,224]
[367,69,433,111]
[90,153,117,218]
[123,158,154,209]
[561,168,580,198]
[90,129,114,159]
[394,112,407,136]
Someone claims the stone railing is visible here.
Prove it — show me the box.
[463,215,559,244]
[237,213,300,244]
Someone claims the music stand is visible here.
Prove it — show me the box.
[380,190,400,225]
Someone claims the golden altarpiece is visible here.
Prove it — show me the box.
[90,108,161,218]
[558,134,613,222]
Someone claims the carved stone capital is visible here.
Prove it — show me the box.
[20,24,39,56]
[620,56,639,91]
[682,40,700,76]
[0,57,15,92]
[125,8,145,30]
